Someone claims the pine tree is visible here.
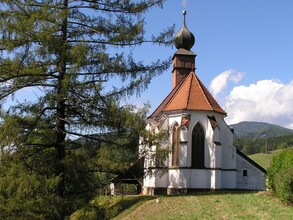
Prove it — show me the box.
[0,0,173,218]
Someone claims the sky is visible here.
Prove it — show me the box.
[134,0,293,129]
[3,1,293,129]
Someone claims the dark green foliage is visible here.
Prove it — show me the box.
[234,134,293,155]
[267,148,293,203]
[0,0,173,218]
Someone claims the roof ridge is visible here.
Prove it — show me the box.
[193,74,214,110]
[193,73,226,114]
[147,75,188,119]
[185,72,193,109]
[164,72,193,110]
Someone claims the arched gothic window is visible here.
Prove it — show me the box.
[171,122,179,167]
[191,122,205,168]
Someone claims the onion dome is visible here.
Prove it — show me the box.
[174,10,195,50]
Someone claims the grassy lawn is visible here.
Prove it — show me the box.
[114,191,293,220]
[248,149,284,169]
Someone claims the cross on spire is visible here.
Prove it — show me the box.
[182,0,187,9]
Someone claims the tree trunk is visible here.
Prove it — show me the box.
[55,0,68,203]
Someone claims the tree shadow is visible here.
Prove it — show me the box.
[107,195,157,219]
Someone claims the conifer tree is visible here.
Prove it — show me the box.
[0,0,173,218]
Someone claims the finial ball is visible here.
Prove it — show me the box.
[174,9,195,50]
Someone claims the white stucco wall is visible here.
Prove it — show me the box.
[179,142,188,167]
[214,146,222,168]
[143,171,155,188]
[155,172,168,187]
[168,169,181,188]
[211,170,222,189]
[189,112,211,168]
[218,118,236,169]
[236,154,266,191]
[189,169,211,188]
[169,169,213,189]
[221,171,237,189]
[167,112,231,170]
[142,111,265,193]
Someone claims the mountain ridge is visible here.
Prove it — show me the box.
[229,121,293,139]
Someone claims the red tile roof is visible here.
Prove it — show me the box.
[148,72,226,119]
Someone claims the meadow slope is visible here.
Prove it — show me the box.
[114,191,293,220]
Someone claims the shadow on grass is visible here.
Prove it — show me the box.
[112,195,156,212]
[97,195,157,220]
[70,195,157,220]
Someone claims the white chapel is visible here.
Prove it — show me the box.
[141,10,266,195]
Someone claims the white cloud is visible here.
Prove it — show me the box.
[209,69,244,96]
[224,79,293,129]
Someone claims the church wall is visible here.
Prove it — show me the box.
[142,112,266,194]
[221,171,237,189]
[142,170,168,195]
[169,115,182,128]
[168,111,223,169]
[189,169,212,188]
[206,118,216,169]
[236,154,266,191]
[179,142,188,167]
[211,170,222,189]
[211,127,222,169]
[214,145,222,168]
[188,111,214,168]
[142,171,156,195]
[143,175,155,187]
[155,172,168,187]
[216,116,236,169]
[168,169,212,189]
[168,169,181,188]
[141,141,157,190]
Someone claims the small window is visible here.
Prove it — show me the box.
[243,169,248,177]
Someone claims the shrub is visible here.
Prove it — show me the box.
[267,148,293,203]
[273,168,293,202]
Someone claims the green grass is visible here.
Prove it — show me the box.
[70,195,155,220]
[248,149,285,169]
[114,191,293,220]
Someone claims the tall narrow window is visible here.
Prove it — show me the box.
[191,122,205,168]
[171,122,179,167]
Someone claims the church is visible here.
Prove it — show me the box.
[140,10,266,195]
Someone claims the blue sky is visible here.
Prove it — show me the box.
[134,0,293,128]
[4,1,293,129]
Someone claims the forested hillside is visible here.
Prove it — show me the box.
[232,122,293,155]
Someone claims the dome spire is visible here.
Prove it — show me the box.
[173,10,195,51]
[183,9,187,26]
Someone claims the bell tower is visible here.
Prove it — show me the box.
[172,10,196,89]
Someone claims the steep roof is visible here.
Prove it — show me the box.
[148,71,226,119]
